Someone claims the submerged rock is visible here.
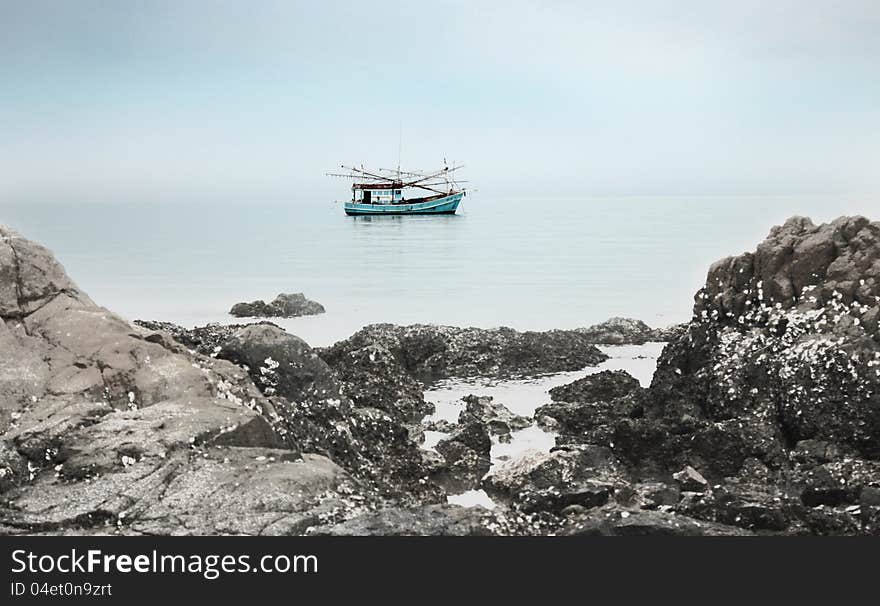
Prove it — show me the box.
[319,323,608,382]
[229,292,325,318]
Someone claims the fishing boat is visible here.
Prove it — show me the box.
[328,163,466,216]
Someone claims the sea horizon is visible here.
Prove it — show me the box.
[3,192,878,346]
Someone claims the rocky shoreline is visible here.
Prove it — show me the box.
[1,216,879,535]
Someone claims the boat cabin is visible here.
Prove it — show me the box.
[352,182,404,204]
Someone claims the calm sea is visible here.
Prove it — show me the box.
[2,194,877,346]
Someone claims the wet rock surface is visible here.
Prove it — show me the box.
[229,292,325,318]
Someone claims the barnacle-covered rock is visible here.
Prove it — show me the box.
[318,323,609,381]
[634,216,880,534]
[320,342,432,424]
[522,217,880,534]
[651,216,880,459]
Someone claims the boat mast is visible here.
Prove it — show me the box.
[397,121,402,184]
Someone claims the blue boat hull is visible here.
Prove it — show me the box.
[345,192,463,216]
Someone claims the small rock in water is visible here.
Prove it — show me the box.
[230,292,325,318]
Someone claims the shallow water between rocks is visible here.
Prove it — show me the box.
[422,342,665,508]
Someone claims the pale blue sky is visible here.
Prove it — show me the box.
[2,0,879,202]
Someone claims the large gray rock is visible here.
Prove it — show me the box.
[219,324,344,403]
[5,449,361,536]
[0,226,365,535]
